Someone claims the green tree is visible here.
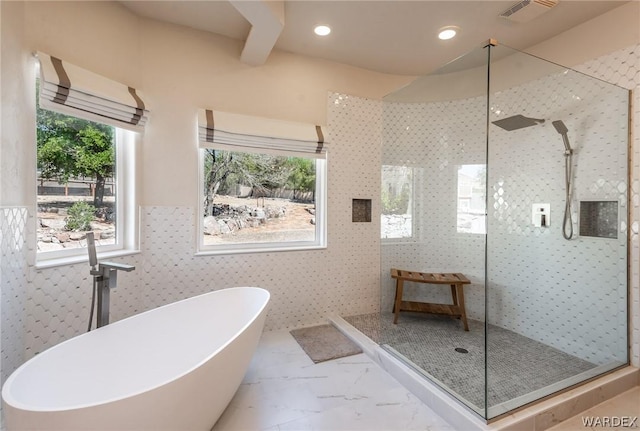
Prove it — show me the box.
[65,201,95,231]
[286,158,315,201]
[36,86,115,207]
[246,154,291,194]
[203,150,300,216]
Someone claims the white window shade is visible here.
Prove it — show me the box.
[37,52,149,132]
[198,109,327,158]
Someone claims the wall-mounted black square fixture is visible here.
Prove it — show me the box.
[352,199,372,222]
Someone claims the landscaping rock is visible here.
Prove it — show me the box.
[218,220,231,234]
[203,216,220,235]
[253,208,266,219]
[100,230,116,239]
[40,218,66,229]
[56,232,70,243]
[226,219,238,232]
[69,232,87,241]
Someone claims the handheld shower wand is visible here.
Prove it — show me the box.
[552,120,572,153]
[552,121,574,240]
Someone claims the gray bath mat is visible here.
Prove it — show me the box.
[290,324,363,363]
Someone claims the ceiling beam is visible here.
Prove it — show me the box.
[229,0,284,66]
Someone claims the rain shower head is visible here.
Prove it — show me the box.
[552,120,572,152]
[492,115,545,131]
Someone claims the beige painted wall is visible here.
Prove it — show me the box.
[135,16,411,205]
[527,1,640,67]
[20,1,412,206]
[1,1,35,207]
[11,0,640,207]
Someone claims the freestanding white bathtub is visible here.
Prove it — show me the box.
[2,287,270,431]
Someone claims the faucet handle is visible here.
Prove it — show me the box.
[99,262,135,272]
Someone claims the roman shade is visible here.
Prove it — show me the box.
[198,109,327,158]
[37,52,149,132]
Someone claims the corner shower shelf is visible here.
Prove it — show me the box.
[390,269,472,330]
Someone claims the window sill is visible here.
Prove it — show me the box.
[35,249,140,270]
[195,243,327,257]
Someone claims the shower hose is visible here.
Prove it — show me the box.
[563,151,573,240]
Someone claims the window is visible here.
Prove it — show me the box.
[35,106,137,264]
[197,110,327,254]
[381,165,413,239]
[34,53,144,266]
[457,164,486,234]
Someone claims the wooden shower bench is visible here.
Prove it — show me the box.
[390,269,471,331]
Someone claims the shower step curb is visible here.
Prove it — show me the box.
[328,314,639,431]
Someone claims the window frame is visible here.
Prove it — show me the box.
[456,163,487,235]
[35,125,139,269]
[381,164,416,242]
[196,147,327,256]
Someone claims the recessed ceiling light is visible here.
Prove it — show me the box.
[314,25,331,36]
[438,26,459,40]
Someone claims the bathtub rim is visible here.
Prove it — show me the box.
[2,286,270,413]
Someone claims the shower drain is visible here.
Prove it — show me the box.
[454,347,469,354]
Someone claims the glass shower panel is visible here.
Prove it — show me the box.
[373,41,629,421]
[486,44,629,418]
[379,45,489,416]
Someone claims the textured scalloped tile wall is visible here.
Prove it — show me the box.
[1,44,638,382]
[1,207,29,382]
[575,44,640,367]
[11,93,382,360]
[381,44,638,366]
[381,97,488,321]
[487,67,628,365]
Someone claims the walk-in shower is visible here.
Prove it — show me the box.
[345,41,629,420]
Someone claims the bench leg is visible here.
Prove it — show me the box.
[393,279,404,324]
[450,284,458,306]
[455,283,469,331]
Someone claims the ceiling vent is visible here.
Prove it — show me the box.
[500,0,559,23]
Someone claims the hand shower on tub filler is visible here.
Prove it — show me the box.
[86,232,135,331]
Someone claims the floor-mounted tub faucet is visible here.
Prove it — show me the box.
[87,232,135,329]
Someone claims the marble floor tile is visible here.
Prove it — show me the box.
[213,327,634,431]
[212,328,455,431]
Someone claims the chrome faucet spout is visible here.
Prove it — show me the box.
[86,232,135,330]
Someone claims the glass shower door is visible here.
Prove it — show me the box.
[379,44,490,416]
[374,40,629,420]
[485,43,629,419]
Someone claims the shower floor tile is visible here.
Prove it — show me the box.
[343,312,598,411]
